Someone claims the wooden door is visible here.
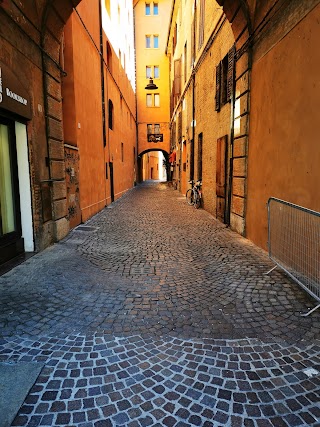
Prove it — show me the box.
[216,135,228,222]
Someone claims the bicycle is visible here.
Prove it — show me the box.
[186,180,202,209]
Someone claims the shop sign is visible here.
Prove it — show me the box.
[148,133,163,143]
[0,61,32,119]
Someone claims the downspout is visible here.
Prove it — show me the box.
[190,72,195,181]
[226,47,235,225]
[133,6,139,184]
[190,2,196,181]
[98,0,108,204]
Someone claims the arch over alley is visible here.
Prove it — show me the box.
[137,148,169,182]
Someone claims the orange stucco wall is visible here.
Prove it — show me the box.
[62,0,137,224]
[246,3,320,249]
[63,9,106,223]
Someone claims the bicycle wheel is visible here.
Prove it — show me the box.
[186,189,194,205]
[193,191,201,209]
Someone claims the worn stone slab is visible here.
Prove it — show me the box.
[0,363,43,427]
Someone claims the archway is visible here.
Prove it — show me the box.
[137,149,169,183]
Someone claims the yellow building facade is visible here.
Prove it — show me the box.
[134,0,171,181]
[167,0,320,252]
[166,0,235,216]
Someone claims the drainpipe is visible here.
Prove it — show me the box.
[98,0,108,204]
[190,72,195,181]
[190,2,196,181]
[133,6,139,184]
[226,44,236,226]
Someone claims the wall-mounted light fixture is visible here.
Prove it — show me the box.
[145,77,158,90]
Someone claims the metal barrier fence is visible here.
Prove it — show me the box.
[266,197,320,316]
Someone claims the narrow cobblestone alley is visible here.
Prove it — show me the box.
[0,182,319,427]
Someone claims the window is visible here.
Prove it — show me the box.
[173,57,181,108]
[215,46,235,112]
[146,35,159,48]
[145,3,151,15]
[147,124,160,134]
[154,93,160,107]
[106,41,112,73]
[221,55,229,105]
[191,12,196,67]
[146,94,152,107]
[108,100,113,129]
[198,0,205,49]
[146,66,152,78]
[173,23,177,53]
[146,66,159,78]
[121,143,124,162]
[153,3,158,14]
[146,94,160,107]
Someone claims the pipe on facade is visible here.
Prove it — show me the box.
[226,45,236,226]
[98,0,109,207]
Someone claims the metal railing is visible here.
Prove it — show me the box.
[266,197,320,316]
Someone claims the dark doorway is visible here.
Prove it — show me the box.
[0,118,24,264]
[109,162,115,202]
[216,135,229,223]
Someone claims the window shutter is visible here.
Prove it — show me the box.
[198,0,205,49]
[191,16,195,66]
[215,63,221,111]
[174,58,181,98]
[227,45,235,101]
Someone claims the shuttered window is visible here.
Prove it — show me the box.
[215,63,221,112]
[198,0,205,49]
[215,45,235,112]
[174,58,181,97]
[227,45,236,101]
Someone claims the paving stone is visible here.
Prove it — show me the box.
[0,182,319,427]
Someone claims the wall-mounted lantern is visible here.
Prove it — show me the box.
[145,77,158,90]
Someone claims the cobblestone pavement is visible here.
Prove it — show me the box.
[0,181,319,426]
